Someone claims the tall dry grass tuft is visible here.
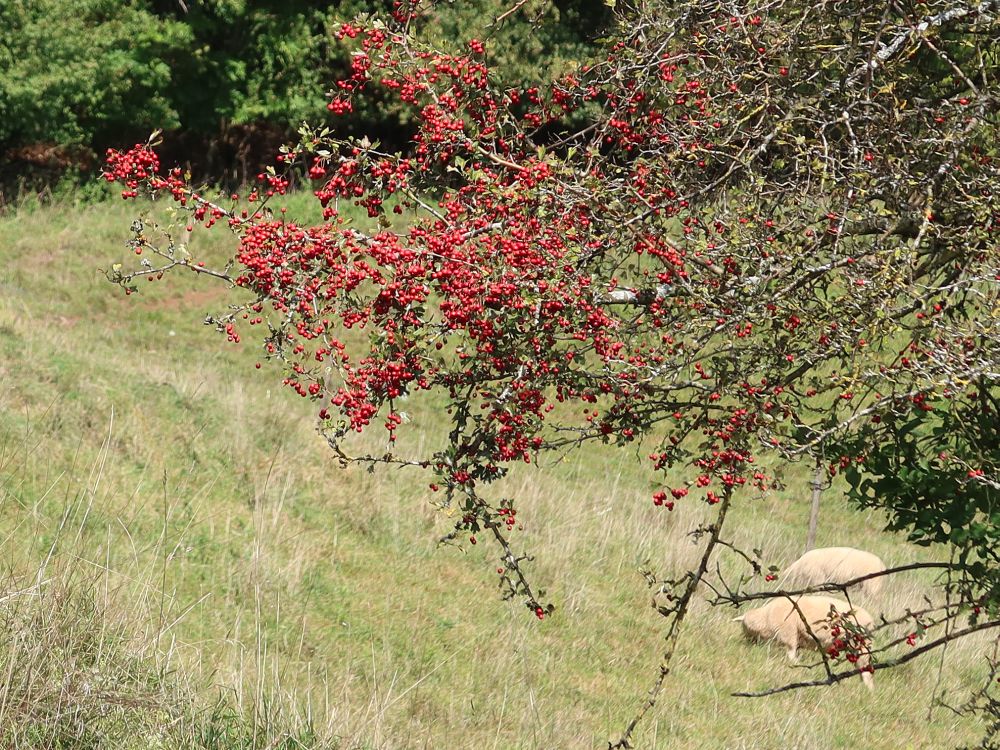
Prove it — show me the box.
[0,569,174,748]
[0,439,337,750]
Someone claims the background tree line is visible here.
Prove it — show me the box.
[0,0,608,196]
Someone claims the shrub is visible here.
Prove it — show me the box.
[102,0,1000,743]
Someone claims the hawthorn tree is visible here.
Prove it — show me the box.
[104,0,999,744]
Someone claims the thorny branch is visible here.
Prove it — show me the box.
[734,619,1000,698]
[609,484,734,749]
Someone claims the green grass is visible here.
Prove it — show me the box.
[0,197,992,748]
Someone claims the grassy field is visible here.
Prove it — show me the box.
[0,197,992,748]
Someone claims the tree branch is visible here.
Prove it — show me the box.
[734,617,1000,698]
[609,485,734,749]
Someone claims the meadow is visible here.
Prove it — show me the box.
[0,196,991,748]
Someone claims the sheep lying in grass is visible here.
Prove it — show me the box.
[735,595,875,689]
[782,547,887,597]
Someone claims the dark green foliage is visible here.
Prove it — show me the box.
[841,384,1000,613]
[0,0,191,148]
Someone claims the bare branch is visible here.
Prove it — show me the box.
[734,618,1000,698]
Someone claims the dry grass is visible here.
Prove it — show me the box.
[0,197,993,748]
[0,491,327,749]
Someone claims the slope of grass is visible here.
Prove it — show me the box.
[0,197,991,748]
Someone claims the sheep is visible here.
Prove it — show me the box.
[781,547,887,598]
[735,595,875,689]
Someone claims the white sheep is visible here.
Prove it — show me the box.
[735,595,875,689]
[781,547,886,597]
